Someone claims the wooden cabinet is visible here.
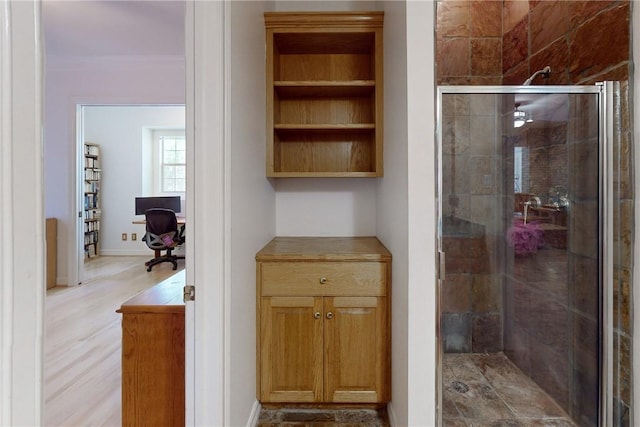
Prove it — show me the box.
[256,237,391,404]
[117,271,185,427]
[83,142,101,258]
[264,12,384,178]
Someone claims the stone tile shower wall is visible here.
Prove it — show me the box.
[441,94,503,354]
[436,1,633,425]
[436,1,502,85]
[501,1,630,86]
[502,94,600,426]
[612,81,633,427]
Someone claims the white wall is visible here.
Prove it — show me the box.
[228,1,276,425]
[44,56,184,284]
[276,179,377,236]
[405,2,437,425]
[83,105,185,255]
[376,1,409,424]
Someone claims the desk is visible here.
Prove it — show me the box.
[131,216,186,226]
[117,271,185,427]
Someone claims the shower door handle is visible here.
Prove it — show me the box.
[438,251,446,281]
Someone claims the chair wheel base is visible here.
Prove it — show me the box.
[145,255,180,272]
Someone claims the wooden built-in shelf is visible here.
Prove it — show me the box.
[274,81,375,97]
[265,12,384,178]
[275,124,375,131]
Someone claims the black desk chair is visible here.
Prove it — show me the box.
[143,208,185,272]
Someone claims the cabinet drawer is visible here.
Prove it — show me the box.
[260,262,387,296]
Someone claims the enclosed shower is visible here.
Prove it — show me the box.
[437,84,615,426]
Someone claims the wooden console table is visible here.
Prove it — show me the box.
[117,271,185,427]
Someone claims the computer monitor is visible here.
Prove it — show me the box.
[135,196,182,215]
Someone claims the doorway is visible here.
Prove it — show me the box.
[436,84,614,426]
[75,104,186,284]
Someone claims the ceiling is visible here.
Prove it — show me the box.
[42,0,185,57]
[42,1,567,126]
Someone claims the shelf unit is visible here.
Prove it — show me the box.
[84,142,101,258]
[265,12,384,177]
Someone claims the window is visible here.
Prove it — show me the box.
[158,133,186,193]
[514,147,523,193]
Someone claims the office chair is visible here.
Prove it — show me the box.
[142,208,185,271]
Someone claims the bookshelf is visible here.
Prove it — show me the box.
[84,142,101,258]
[264,12,384,177]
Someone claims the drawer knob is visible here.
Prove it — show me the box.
[326,312,334,319]
[314,311,321,319]
[319,277,327,284]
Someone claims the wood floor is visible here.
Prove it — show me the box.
[44,256,184,427]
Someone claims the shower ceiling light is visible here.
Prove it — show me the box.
[513,108,526,128]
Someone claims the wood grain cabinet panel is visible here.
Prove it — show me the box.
[324,296,388,403]
[256,237,391,404]
[261,261,387,296]
[260,296,323,402]
[117,272,185,427]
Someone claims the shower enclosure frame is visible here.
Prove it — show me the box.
[435,83,614,427]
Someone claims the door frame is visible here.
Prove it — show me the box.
[72,103,187,285]
[0,1,45,425]
[186,1,228,425]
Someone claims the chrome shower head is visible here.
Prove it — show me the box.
[522,66,551,85]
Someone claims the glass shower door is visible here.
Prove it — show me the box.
[436,85,612,427]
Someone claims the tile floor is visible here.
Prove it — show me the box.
[443,352,577,426]
[257,352,576,426]
[257,407,389,426]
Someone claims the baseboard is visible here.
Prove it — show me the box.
[388,402,397,427]
[97,248,186,257]
[246,400,261,427]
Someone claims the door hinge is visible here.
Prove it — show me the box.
[183,284,195,302]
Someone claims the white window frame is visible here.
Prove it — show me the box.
[152,129,186,196]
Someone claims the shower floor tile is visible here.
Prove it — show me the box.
[443,353,577,426]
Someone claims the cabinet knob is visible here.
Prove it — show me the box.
[319,277,327,284]
[314,311,321,319]
[326,312,334,319]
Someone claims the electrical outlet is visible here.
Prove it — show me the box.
[122,233,127,241]
[131,233,137,241]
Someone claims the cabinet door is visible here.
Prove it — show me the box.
[323,296,389,403]
[260,296,323,402]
